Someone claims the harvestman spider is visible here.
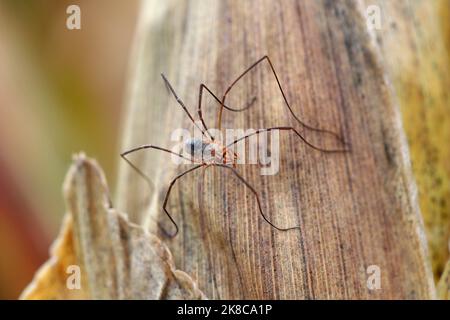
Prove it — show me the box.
[121,56,349,238]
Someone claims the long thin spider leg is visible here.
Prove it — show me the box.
[197,164,212,224]
[162,164,204,238]
[198,84,257,140]
[198,164,244,296]
[121,144,195,188]
[120,145,197,236]
[218,56,347,148]
[214,164,300,231]
[226,126,350,153]
[160,73,209,138]
[197,165,207,221]
[197,84,215,141]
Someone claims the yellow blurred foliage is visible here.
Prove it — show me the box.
[366,0,450,281]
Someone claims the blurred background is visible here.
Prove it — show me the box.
[0,0,138,298]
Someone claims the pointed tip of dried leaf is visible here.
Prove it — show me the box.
[22,153,206,300]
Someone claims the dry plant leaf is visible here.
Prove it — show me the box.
[22,0,443,300]
[21,153,205,300]
[117,0,435,299]
[20,215,88,300]
[437,258,450,300]
[362,0,450,284]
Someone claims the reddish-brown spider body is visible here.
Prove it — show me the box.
[184,137,237,167]
[121,55,348,237]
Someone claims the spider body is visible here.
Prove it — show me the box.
[184,137,237,166]
[121,55,348,237]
